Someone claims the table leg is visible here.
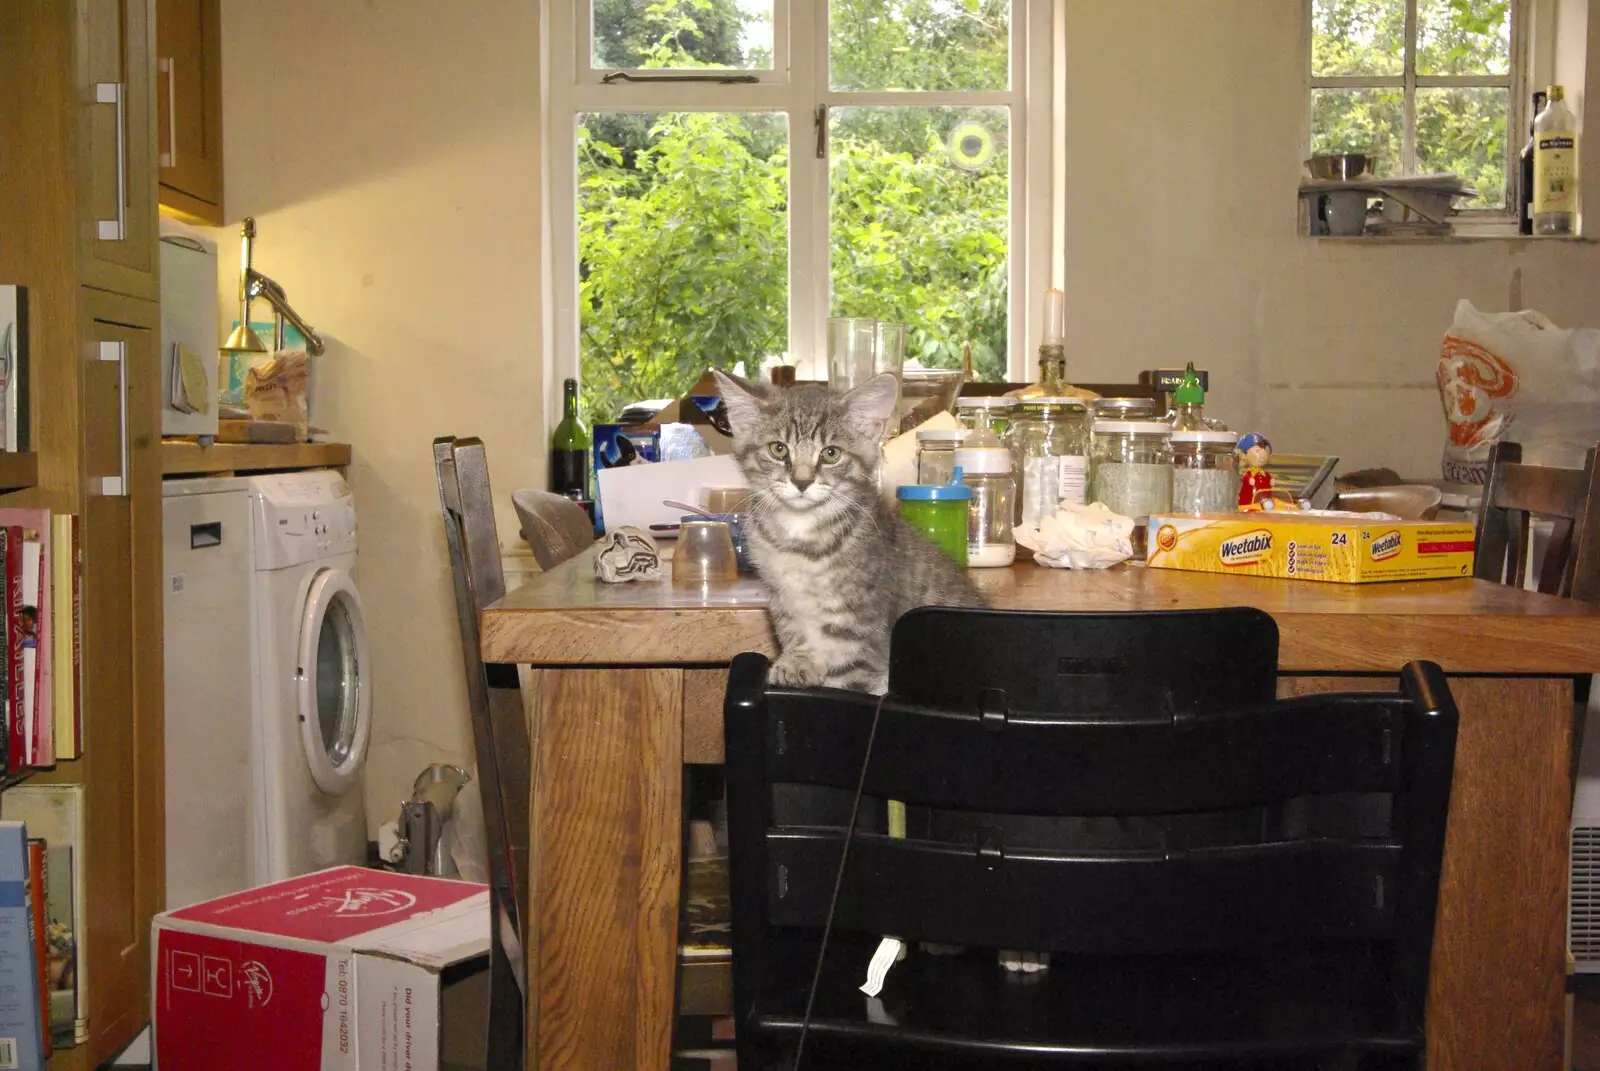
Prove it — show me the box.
[1283,675,1573,1070]
[526,667,684,1071]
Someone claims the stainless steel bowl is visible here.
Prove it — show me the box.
[1305,153,1378,181]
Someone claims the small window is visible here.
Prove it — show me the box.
[1308,0,1522,211]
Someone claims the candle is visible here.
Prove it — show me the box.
[1042,288,1065,344]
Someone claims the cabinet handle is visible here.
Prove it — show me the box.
[158,58,176,169]
[93,82,127,241]
[98,341,128,497]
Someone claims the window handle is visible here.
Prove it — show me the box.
[815,104,828,159]
[599,71,758,85]
[94,83,127,241]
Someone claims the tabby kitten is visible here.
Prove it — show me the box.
[713,371,983,695]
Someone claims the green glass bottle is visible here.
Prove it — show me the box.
[549,378,591,499]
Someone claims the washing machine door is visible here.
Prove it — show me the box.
[296,567,372,796]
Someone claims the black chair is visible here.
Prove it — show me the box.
[725,608,1458,1071]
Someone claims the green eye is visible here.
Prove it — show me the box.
[767,442,789,461]
[820,445,842,464]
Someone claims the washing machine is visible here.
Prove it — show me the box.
[163,470,371,909]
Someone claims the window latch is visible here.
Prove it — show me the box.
[599,71,759,85]
[815,104,828,160]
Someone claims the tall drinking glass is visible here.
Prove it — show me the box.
[827,317,877,392]
[874,321,907,433]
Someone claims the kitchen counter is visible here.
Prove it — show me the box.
[487,550,1600,1071]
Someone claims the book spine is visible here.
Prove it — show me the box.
[0,823,46,1069]
[70,518,81,758]
[30,530,47,768]
[18,537,38,767]
[26,840,47,1060]
[49,518,70,764]
[5,528,22,775]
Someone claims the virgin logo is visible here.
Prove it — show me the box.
[241,960,274,1009]
[324,888,418,917]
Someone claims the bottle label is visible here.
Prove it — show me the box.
[1057,455,1088,505]
[1534,130,1577,214]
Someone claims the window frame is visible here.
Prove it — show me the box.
[547,0,1054,420]
[1303,0,1530,224]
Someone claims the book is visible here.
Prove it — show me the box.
[0,822,46,1070]
[0,511,50,768]
[3,526,21,775]
[2,788,84,1047]
[0,286,29,454]
[48,517,77,763]
[24,840,47,1060]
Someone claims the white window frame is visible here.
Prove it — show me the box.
[1304,0,1530,225]
[547,0,1054,419]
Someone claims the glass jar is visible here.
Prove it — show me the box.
[915,428,967,486]
[1011,398,1091,529]
[956,434,1016,567]
[1170,430,1239,514]
[1091,397,1158,422]
[954,396,1017,438]
[896,482,972,566]
[1090,421,1173,521]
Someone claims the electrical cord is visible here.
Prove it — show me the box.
[792,689,892,1071]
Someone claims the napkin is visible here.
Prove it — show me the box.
[1016,502,1135,569]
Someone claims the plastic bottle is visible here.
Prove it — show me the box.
[955,430,1016,567]
[1534,85,1580,237]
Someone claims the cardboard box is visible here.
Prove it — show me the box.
[1146,513,1476,584]
[152,866,489,1071]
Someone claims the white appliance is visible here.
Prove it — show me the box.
[163,470,370,909]
[158,232,220,440]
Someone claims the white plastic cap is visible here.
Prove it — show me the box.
[1092,420,1173,435]
[954,446,1012,474]
[1169,429,1237,444]
[955,396,1016,409]
[916,428,969,442]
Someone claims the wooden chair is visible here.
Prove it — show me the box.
[433,436,531,1071]
[726,608,1459,1071]
[1473,440,1600,602]
[511,488,595,571]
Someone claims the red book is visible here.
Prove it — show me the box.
[4,524,22,773]
[26,837,50,1058]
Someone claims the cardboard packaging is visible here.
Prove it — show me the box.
[1146,513,1476,584]
[152,866,489,1071]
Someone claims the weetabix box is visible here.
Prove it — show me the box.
[152,866,490,1071]
[1146,513,1476,584]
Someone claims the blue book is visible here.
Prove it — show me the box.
[0,822,43,1070]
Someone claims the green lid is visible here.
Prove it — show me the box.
[1173,361,1205,405]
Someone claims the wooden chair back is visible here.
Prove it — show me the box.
[511,489,594,571]
[433,435,528,1070]
[1473,441,1600,602]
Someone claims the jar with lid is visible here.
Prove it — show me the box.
[955,431,1016,567]
[915,428,967,486]
[954,396,1017,438]
[1091,397,1157,423]
[1011,398,1091,529]
[1170,430,1238,513]
[1090,421,1173,521]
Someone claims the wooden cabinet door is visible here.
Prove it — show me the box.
[79,289,162,1065]
[155,0,222,222]
[80,0,159,302]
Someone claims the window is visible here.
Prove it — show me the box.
[550,1,1050,424]
[1307,0,1525,212]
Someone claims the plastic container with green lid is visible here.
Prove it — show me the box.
[897,473,972,566]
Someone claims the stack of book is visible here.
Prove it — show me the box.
[3,787,86,1059]
[0,510,82,775]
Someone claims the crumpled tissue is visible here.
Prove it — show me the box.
[1016,502,1135,569]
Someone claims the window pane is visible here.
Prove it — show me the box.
[829,106,1008,380]
[592,0,774,70]
[1417,87,1509,208]
[578,112,788,423]
[1310,88,1403,176]
[1417,0,1510,76]
[829,0,1009,92]
[1310,0,1405,77]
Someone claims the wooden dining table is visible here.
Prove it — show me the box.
[482,551,1600,1071]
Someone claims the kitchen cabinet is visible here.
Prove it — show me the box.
[156,0,223,223]
[0,2,165,1067]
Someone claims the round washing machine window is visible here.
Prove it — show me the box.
[297,568,372,796]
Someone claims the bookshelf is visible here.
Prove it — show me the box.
[0,455,38,494]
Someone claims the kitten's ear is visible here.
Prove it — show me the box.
[840,373,900,440]
[711,371,766,437]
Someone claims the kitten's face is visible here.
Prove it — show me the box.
[712,372,897,516]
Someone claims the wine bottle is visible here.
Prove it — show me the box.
[1533,85,1580,237]
[1519,90,1547,236]
[549,378,591,499]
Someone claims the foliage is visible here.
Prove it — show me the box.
[1310,0,1511,208]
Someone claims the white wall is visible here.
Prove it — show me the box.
[217,0,544,833]
[215,0,1600,835]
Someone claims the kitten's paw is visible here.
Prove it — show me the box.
[769,650,826,688]
[998,950,1051,974]
[919,942,965,956]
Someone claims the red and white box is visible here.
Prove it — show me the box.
[152,866,491,1071]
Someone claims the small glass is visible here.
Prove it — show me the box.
[1170,430,1239,514]
[827,317,878,392]
[915,429,967,486]
[673,521,739,585]
[874,321,907,379]
[896,482,971,566]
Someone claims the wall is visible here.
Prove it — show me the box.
[216,0,1600,835]
[216,0,544,834]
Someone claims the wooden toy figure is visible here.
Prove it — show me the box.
[1236,432,1274,508]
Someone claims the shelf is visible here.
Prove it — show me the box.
[0,453,39,493]
[161,441,352,477]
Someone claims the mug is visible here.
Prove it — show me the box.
[1320,190,1369,236]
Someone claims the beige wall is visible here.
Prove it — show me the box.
[214,0,1600,835]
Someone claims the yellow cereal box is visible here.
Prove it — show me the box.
[1146,513,1476,584]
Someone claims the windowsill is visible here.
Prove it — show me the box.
[1306,231,1597,245]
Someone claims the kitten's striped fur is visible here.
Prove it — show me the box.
[714,371,983,695]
